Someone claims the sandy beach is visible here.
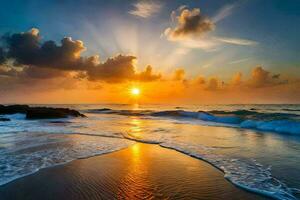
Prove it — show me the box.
[0,143,268,200]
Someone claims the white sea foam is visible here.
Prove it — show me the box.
[0,133,134,186]
[159,142,297,200]
[120,132,299,200]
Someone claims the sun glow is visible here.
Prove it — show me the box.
[131,87,141,96]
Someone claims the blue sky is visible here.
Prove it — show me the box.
[0,0,299,79]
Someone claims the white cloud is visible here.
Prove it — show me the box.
[215,37,258,46]
[179,38,218,50]
[212,4,236,23]
[229,58,251,64]
[129,1,162,18]
[164,31,256,51]
[162,4,258,51]
[174,48,190,55]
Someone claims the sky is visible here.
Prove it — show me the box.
[0,0,299,104]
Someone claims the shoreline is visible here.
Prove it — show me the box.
[0,143,268,200]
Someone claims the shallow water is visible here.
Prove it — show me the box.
[0,104,300,199]
[0,143,268,200]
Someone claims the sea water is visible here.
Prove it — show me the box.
[0,104,300,199]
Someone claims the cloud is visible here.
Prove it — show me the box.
[173,68,185,81]
[129,1,162,18]
[174,66,288,91]
[229,58,251,64]
[163,6,258,50]
[231,72,242,86]
[86,55,136,82]
[135,65,161,81]
[206,77,220,90]
[215,37,257,46]
[22,67,68,79]
[228,66,285,88]
[174,48,190,55]
[86,55,161,83]
[0,28,161,83]
[165,8,215,39]
[0,64,68,79]
[195,75,206,85]
[2,28,97,71]
[248,66,274,88]
[0,29,297,103]
[169,36,218,50]
[212,4,236,23]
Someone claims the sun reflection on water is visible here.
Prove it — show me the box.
[128,117,143,139]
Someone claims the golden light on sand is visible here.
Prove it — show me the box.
[131,87,140,96]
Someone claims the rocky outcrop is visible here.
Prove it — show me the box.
[0,105,30,114]
[0,105,86,119]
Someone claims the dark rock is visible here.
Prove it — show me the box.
[0,105,30,114]
[0,105,86,119]
[26,107,86,119]
[96,108,111,112]
[0,117,10,121]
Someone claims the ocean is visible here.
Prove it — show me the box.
[0,104,300,199]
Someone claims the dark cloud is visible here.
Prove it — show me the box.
[135,65,161,82]
[87,55,136,83]
[22,67,67,79]
[0,65,66,79]
[3,28,94,71]
[165,8,215,39]
[0,28,161,83]
[87,56,161,83]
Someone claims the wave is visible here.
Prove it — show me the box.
[1,111,299,199]
[282,108,300,112]
[0,133,134,186]
[88,108,300,135]
[119,131,298,200]
[160,143,298,200]
[1,128,297,200]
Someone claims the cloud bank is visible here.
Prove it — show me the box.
[0,28,161,83]
[0,29,298,104]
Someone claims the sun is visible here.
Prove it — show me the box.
[131,87,140,96]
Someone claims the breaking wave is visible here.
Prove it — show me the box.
[88,108,300,135]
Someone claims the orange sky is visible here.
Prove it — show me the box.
[0,2,300,105]
[1,64,299,104]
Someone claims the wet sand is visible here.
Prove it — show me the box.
[0,143,268,200]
